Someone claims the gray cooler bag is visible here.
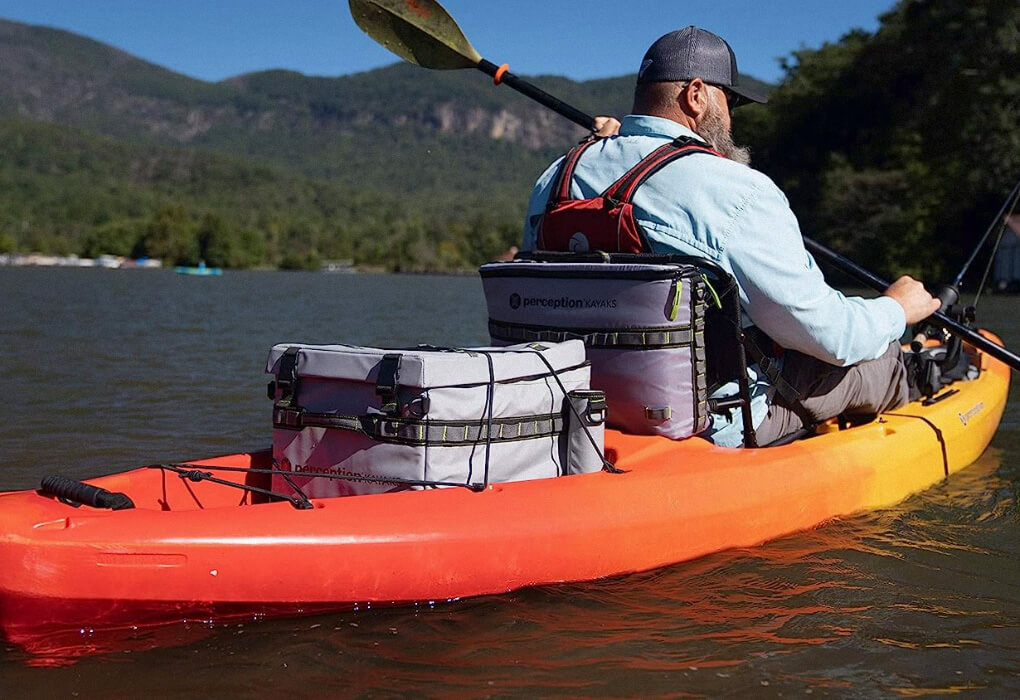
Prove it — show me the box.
[266,340,606,498]
[480,256,712,439]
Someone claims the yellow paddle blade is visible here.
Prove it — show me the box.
[349,0,483,70]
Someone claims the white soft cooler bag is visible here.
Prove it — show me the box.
[266,341,605,498]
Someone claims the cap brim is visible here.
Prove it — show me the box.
[730,82,768,106]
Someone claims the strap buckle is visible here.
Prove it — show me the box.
[273,347,301,408]
[273,406,304,430]
[376,353,402,416]
[645,406,672,421]
[586,392,608,424]
[375,417,403,439]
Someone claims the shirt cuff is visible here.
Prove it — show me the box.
[872,295,907,342]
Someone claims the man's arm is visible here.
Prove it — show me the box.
[725,176,935,366]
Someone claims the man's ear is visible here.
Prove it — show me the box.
[679,78,710,118]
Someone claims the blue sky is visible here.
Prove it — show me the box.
[0,0,897,84]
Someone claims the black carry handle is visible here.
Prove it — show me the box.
[40,475,135,510]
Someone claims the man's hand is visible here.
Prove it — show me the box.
[593,116,621,137]
[883,276,941,324]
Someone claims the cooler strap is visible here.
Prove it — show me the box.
[488,320,695,349]
[375,353,402,416]
[273,347,301,408]
[273,407,566,447]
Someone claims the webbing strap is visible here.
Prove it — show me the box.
[597,141,682,201]
[550,138,599,203]
[605,137,720,203]
[376,353,402,416]
[741,330,816,430]
[548,136,721,208]
[275,347,300,408]
[488,320,696,349]
[274,406,566,447]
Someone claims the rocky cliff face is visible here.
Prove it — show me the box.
[0,18,608,158]
[430,103,580,149]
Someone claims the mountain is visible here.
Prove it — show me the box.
[3,2,1006,282]
[0,17,771,270]
[0,19,630,183]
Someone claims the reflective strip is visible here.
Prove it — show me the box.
[488,320,693,349]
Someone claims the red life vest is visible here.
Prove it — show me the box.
[536,136,722,254]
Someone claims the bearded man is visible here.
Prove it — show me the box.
[521,26,939,447]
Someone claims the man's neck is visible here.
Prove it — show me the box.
[637,108,700,133]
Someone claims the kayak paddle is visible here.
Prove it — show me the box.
[347,0,1020,372]
[348,0,596,131]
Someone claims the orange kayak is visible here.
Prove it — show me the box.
[0,335,1009,656]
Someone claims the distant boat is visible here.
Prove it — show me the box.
[95,254,124,269]
[174,261,222,276]
[321,259,356,274]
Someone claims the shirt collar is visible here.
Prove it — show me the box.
[619,114,709,146]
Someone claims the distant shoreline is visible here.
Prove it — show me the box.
[0,253,484,276]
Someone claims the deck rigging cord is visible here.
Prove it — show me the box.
[152,462,495,509]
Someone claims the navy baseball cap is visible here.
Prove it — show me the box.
[637,26,767,106]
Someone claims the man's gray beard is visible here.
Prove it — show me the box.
[698,96,752,166]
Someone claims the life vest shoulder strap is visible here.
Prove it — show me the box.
[549,137,600,205]
[605,137,722,203]
[546,136,723,209]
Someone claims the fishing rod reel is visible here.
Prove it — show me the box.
[905,284,978,402]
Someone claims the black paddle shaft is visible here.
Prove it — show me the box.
[805,238,1020,371]
[477,59,594,130]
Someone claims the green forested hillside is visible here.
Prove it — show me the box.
[0,17,644,269]
[0,118,528,270]
[0,0,1016,277]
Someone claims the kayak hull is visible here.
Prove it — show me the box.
[0,336,1010,656]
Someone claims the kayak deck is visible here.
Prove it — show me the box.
[0,337,1010,657]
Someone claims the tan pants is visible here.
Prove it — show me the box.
[753,341,910,446]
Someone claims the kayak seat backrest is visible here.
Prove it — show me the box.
[480,252,755,444]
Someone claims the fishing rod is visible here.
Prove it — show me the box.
[348,0,1020,372]
[952,173,1020,290]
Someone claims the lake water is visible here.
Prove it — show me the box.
[1,268,1017,696]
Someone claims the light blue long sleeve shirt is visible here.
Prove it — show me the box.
[522,115,906,447]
